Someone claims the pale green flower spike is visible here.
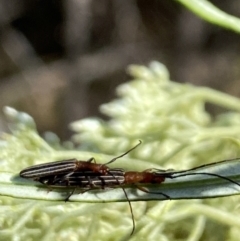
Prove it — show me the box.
[2,62,240,240]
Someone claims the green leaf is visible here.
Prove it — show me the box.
[3,158,240,202]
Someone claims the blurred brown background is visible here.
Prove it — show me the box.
[0,0,240,139]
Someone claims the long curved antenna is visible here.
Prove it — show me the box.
[104,140,142,166]
[160,158,240,175]
[171,172,240,187]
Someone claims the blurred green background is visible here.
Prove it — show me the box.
[1,0,240,139]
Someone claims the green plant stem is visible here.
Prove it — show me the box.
[176,0,240,33]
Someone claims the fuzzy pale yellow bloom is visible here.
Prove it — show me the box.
[2,62,240,240]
